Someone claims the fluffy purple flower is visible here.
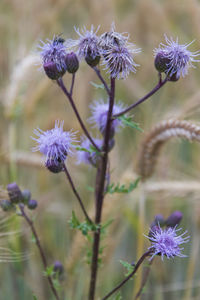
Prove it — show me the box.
[32,121,76,166]
[154,35,200,78]
[98,23,130,49]
[88,99,125,134]
[99,24,141,79]
[66,25,100,61]
[147,226,189,260]
[77,136,102,167]
[38,36,67,79]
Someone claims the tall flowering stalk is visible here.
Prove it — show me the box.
[36,28,199,300]
[2,26,199,300]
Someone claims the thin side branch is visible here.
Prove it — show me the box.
[93,66,111,95]
[70,73,75,96]
[63,163,93,224]
[19,204,60,300]
[102,250,152,300]
[113,75,168,118]
[57,78,100,151]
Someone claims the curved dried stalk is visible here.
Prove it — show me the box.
[137,119,200,179]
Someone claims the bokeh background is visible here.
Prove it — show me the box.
[1,0,200,299]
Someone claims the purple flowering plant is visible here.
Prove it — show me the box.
[2,24,199,300]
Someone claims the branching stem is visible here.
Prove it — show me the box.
[57,78,100,151]
[113,75,168,118]
[88,78,115,300]
[101,250,152,300]
[19,204,60,300]
[93,66,111,95]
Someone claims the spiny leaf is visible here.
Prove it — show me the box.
[106,177,140,194]
[115,293,122,300]
[43,265,54,277]
[119,260,134,276]
[118,115,143,132]
[68,211,99,236]
[75,145,101,156]
[75,146,91,153]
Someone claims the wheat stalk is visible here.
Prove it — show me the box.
[137,119,200,179]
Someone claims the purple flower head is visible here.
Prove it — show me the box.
[38,36,67,79]
[66,26,100,61]
[99,24,141,79]
[88,99,125,134]
[32,121,76,168]
[77,136,102,167]
[154,35,200,78]
[99,23,130,50]
[146,226,189,260]
[102,45,140,79]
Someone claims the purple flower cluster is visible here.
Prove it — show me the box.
[32,121,76,172]
[88,99,125,134]
[154,34,200,79]
[99,24,141,79]
[76,136,102,166]
[66,25,100,62]
[147,225,189,260]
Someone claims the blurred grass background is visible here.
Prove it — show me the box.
[1,0,200,299]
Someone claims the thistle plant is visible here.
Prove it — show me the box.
[1,25,200,300]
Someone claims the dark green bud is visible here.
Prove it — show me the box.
[45,159,64,174]
[154,52,170,73]
[85,53,100,67]
[168,72,180,82]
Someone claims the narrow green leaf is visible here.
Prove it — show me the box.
[106,177,140,194]
[43,265,54,277]
[90,81,104,89]
[118,115,143,132]
[115,293,122,300]
[119,260,134,276]
[75,146,91,153]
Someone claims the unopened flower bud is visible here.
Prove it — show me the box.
[22,189,31,204]
[0,199,15,212]
[168,72,180,82]
[7,183,23,204]
[108,138,115,152]
[154,52,170,73]
[85,52,100,67]
[43,61,66,80]
[53,260,64,275]
[65,52,79,73]
[150,214,165,228]
[27,199,38,210]
[165,211,183,228]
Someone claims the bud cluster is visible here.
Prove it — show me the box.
[0,183,38,212]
